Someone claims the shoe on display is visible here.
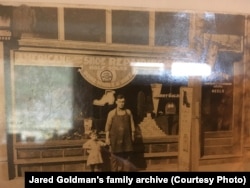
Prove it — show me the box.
[93,90,116,106]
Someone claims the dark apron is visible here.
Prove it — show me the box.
[110,110,133,153]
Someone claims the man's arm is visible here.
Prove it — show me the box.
[105,110,114,145]
[105,131,110,145]
[127,109,135,141]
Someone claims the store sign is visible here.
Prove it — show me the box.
[78,56,137,89]
[79,56,169,89]
[14,51,168,89]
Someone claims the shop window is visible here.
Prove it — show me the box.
[12,57,187,141]
[12,6,58,39]
[203,13,245,35]
[14,66,77,141]
[64,8,106,42]
[112,10,149,45]
[201,51,242,132]
[201,85,233,131]
[32,7,58,39]
[155,12,190,47]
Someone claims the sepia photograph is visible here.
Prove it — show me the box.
[0,0,250,187]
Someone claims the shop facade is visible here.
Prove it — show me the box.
[0,4,250,179]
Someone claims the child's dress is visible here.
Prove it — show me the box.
[83,139,106,166]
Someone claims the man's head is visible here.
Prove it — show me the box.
[116,94,125,109]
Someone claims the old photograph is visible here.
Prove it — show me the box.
[0,0,250,187]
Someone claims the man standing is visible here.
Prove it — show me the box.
[105,94,136,171]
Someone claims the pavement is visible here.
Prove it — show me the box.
[0,177,24,188]
[1,161,249,188]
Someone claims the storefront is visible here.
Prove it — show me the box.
[0,4,250,178]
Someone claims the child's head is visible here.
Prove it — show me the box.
[89,130,98,140]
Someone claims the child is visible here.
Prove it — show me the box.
[82,130,107,172]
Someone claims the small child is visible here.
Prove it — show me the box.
[82,130,106,172]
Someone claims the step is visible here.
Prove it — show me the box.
[203,145,233,155]
[204,131,233,138]
[200,154,242,165]
[204,137,233,146]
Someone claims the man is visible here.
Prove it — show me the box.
[105,94,136,171]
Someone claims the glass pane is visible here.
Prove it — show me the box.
[203,13,245,35]
[112,10,149,45]
[64,8,106,42]
[155,12,190,47]
[32,7,58,39]
[12,6,58,39]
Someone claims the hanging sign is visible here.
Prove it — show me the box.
[78,56,137,89]
[78,56,169,89]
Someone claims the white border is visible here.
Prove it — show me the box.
[0,0,250,14]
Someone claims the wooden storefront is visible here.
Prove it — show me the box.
[1,4,250,178]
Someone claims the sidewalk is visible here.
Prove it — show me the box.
[1,162,249,188]
[0,177,24,188]
[142,161,247,172]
